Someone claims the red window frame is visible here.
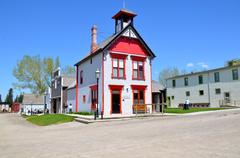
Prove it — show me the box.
[82,95,86,104]
[131,85,147,105]
[131,56,146,80]
[110,53,127,79]
[90,85,97,110]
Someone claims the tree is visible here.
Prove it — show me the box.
[14,93,24,103]
[5,88,13,107]
[0,94,2,103]
[62,65,75,76]
[159,67,185,88]
[13,55,74,95]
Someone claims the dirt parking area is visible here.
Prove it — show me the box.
[0,109,240,158]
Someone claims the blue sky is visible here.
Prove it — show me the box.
[0,0,240,99]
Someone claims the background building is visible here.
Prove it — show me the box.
[166,62,240,108]
[51,68,75,113]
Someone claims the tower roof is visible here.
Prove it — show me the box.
[112,9,137,19]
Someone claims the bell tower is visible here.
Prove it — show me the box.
[112,9,137,34]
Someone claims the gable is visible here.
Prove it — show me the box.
[109,36,149,56]
[122,28,137,38]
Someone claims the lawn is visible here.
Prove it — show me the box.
[26,114,75,126]
[165,108,227,114]
[69,111,93,115]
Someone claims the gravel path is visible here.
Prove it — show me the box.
[0,109,240,158]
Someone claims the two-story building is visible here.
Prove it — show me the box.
[166,62,240,108]
[74,9,156,116]
[51,68,75,113]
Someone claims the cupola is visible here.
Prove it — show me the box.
[112,9,137,34]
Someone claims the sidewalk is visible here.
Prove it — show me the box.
[66,108,240,124]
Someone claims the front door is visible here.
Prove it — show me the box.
[112,90,121,114]
[224,92,230,103]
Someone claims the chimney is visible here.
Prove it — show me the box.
[91,25,98,53]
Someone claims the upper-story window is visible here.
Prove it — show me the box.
[80,70,83,84]
[232,69,239,80]
[184,77,188,86]
[112,58,125,79]
[110,53,127,79]
[131,56,146,80]
[172,79,176,87]
[214,72,220,82]
[198,75,203,84]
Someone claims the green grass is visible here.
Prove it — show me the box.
[26,114,75,126]
[165,108,227,114]
[69,111,94,115]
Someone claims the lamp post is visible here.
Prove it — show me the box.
[95,68,100,119]
[44,91,47,114]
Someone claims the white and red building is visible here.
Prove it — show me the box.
[74,9,156,116]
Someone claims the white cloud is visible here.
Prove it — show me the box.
[186,63,194,67]
[197,62,209,69]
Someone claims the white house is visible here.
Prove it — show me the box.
[166,62,240,108]
[21,94,45,115]
[74,9,156,116]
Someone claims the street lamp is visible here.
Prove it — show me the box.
[95,68,100,119]
[44,91,47,114]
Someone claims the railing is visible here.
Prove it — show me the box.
[132,103,167,115]
[219,100,240,107]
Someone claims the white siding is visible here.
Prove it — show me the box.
[103,51,152,116]
[76,53,103,112]
[166,66,240,107]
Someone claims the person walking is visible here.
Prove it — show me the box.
[184,98,190,110]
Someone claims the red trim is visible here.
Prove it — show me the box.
[131,55,146,61]
[111,58,126,79]
[83,95,86,103]
[109,85,123,114]
[109,37,150,56]
[102,53,104,113]
[110,53,128,59]
[76,66,79,112]
[131,85,147,90]
[89,85,97,91]
[132,88,146,106]
[109,85,124,90]
[132,60,145,80]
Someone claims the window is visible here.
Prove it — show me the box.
[90,58,92,64]
[186,91,190,97]
[83,95,86,103]
[199,90,204,96]
[112,58,125,79]
[199,75,203,84]
[232,69,239,80]
[80,70,83,84]
[214,72,220,82]
[133,90,145,105]
[133,61,144,80]
[215,88,221,94]
[171,96,175,100]
[184,77,188,86]
[172,80,176,87]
